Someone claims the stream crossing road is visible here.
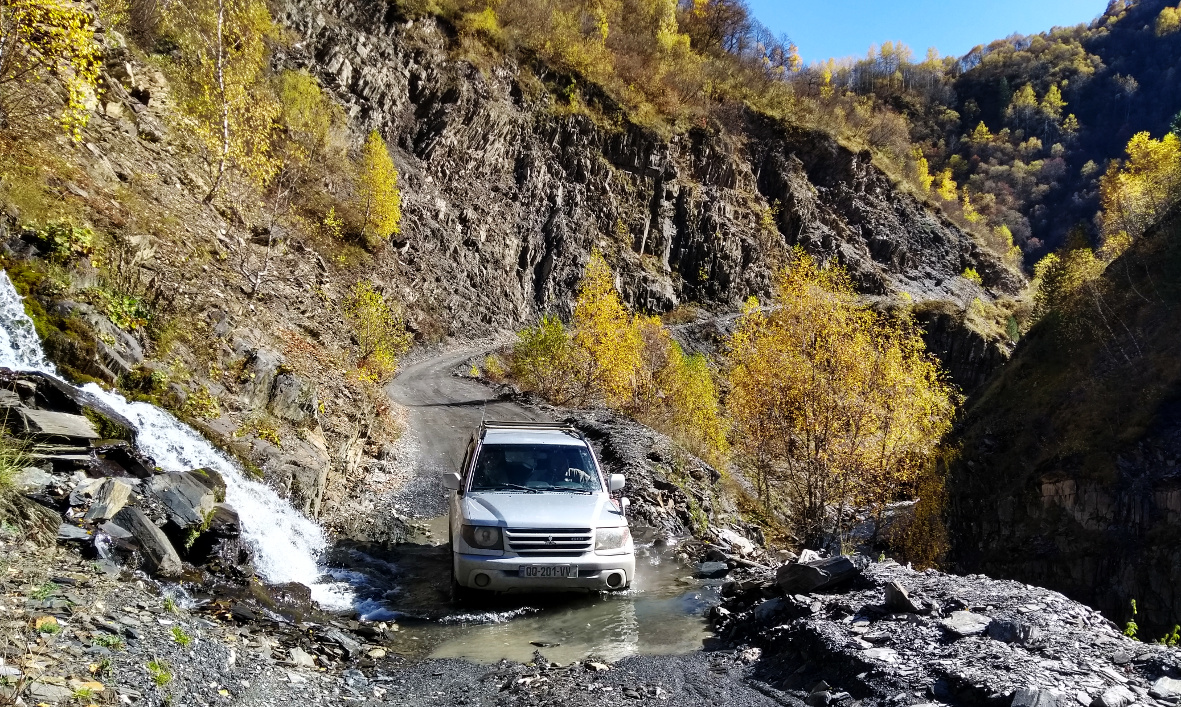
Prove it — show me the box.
[378,347,785,706]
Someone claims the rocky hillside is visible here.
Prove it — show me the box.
[281,0,1021,323]
[948,204,1181,635]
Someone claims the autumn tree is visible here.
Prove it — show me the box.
[0,0,100,140]
[1004,83,1039,133]
[164,0,279,202]
[343,280,413,382]
[511,314,578,403]
[570,251,643,407]
[355,130,402,245]
[1099,130,1181,249]
[725,250,958,545]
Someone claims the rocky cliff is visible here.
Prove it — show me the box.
[281,0,1021,330]
[949,205,1181,635]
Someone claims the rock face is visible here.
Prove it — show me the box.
[712,559,1181,706]
[280,0,1019,335]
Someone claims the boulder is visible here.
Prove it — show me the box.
[777,556,860,595]
[14,466,56,493]
[883,581,921,613]
[1090,686,1135,707]
[697,561,730,579]
[15,408,99,441]
[57,524,91,541]
[715,527,755,556]
[940,611,991,638]
[25,681,74,704]
[91,443,155,478]
[185,503,252,570]
[288,647,317,668]
[986,617,1042,645]
[84,478,136,521]
[187,467,227,503]
[148,471,216,528]
[112,506,183,576]
[268,372,318,425]
[69,477,105,506]
[1011,688,1058,707]
[1151,677,1181,698]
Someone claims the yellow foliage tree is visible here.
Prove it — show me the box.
[343,280,413,382]
[726,250,958,545]
[1099,130,1181,251]
[511,314,578,404]
[355,130,403,244]
[1156,5,1181,36]
[571,251,643,407]
[0,0,100,141]
[934,168,958,201]
[165,0,280,201]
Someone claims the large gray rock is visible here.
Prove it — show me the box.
[25,681,74,704]
[13,466,55,492]
[1090,686,1135,707]
[883,581,921,613]
[148,471,216,528]
[51,300,144,379]
[15,408,99,440]
[268,371,318,425]
[112,506,183,576]
[1152,677,1181,698]
[986,617,1042,645]
[776,556,859,595]
[940,611,991,637]
[1011,688,1058,707]
[84,478,136,520]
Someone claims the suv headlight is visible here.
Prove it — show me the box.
[462,525,503,550]
[595,526,631,551]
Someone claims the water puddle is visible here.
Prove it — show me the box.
[324,517,720,664]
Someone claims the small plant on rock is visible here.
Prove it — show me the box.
[170,626,192,647]
[30,582,58,601]
[182,386,220,419]
[961,267,983,285]
[1125,599,1139,640]
[147,659,172,686]
[93,633,124,650]
[162,597,178,613]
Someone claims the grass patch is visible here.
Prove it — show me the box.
[147,659,172,686]
[170,625,192,647]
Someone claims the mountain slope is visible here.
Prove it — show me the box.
[948,203,1181,633]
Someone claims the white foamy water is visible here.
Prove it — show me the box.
[0,271,352,609]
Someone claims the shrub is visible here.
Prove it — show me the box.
[510,314,577,402]
[182,386,220,419]
[961,267,983,285]
[343,280,413,382]
[29,221,94,263]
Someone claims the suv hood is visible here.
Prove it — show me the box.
[462,492,625,529]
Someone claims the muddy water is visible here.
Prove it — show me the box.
[325,517,720,664]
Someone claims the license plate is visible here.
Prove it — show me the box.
[519,564,577,579]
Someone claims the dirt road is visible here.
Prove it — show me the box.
[385,347,547,518]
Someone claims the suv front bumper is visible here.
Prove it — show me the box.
[454,552,636,592]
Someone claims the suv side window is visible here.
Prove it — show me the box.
[459,439,476,488]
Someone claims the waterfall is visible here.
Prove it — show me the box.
[0,271,352,610]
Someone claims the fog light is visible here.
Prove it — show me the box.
[473,573,491,588]
[606,572,624,588]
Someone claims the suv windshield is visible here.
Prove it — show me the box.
[469,443,602,493]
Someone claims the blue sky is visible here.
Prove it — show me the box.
[746,0,1112,65]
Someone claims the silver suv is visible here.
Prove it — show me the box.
[442,421,635,595]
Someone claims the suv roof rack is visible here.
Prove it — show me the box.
[479,420,579,438]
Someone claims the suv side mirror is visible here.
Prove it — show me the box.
[442,472,461,491]
[608,474,626,492]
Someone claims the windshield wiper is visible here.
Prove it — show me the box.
[471,484,541,493]
[531,485,594,494]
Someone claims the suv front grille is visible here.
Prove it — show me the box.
[505,528,593,556]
